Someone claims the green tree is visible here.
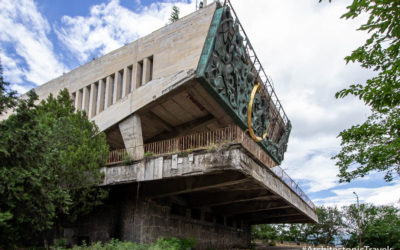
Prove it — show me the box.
[0,89,109,248]
[169,5,180,23]
[252,206,344,246]
[342,204,400,248]
[333,0,400,182]
[252,224,279,245]
[307,206,344,245]
[0,61,16,114]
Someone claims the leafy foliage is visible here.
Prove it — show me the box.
[56,237,196,250]
[252,206,343,246]
[333,0,400,182]
[252,204,400,247]
[342,204,400,247]
[0,61,16,114]
[0,89,109,248]
[306,206,344,245]
[169,6,180,23]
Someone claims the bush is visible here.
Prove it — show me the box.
[144,151,153,157]
[122,154,134,165]
[59,237,197,250]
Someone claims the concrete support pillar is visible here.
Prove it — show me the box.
[96,79,105,114]
[119,113,144,160]
[113,71,122,103]
[143,57,152,85]
[122,67,130,97]
[105,75,113,109]
[88,82,97,118]
[75,89,83,111]
[135,62,142,88]
[82,86,90,114]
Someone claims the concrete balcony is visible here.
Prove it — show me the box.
[102,126,317,226]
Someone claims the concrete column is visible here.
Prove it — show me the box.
[113,71,122,103]
[142,57,152,84]
[122,67,130,97]
[105,76,113,109]
[96,79,105,114]
[118,113,144,160]
[75,89,83,111]
[135,61,142,88]
[88,83,97,118]
[73,92,78,110]
[82,86,90,114]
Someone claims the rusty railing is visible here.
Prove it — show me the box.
[144,126,277,168]
[106,126,315,210]
[106,148,127,164]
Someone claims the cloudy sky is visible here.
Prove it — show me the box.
[1,0,399,208]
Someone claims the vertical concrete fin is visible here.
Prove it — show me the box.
[97,79,105,114]
[88,82,97,118]
[105,75,113,108]
[143,57,152,84]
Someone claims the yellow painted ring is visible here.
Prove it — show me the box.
[247,82,268,142]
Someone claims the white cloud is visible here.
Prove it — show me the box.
[229,0,380,195]
[315,181,400,207]
[56,0,197,63]
[0,0,67,89]
[0,51,24,84]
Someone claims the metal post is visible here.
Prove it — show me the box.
[353,191,362,247]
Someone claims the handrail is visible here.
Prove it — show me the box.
[106,126,315,210]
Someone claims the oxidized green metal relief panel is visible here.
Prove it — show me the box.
[196,6,291,164]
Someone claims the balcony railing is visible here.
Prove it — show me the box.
[106,126,315,210]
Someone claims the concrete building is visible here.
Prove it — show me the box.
[23,2,317,248]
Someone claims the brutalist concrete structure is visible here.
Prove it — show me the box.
[21,2,317,248]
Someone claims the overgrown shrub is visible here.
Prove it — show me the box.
[56,237,197,250]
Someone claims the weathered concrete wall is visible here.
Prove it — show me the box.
[60,189,250,249]
[30,3,217,106]
[133,199,250,249]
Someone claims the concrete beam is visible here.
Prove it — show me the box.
[145,111,174,133]
[187,189,276,208]
[212,200,290,215]
[119,114,144,160]
[143,172,249,199]
[246,214,311,224]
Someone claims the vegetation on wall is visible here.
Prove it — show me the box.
[169,6,180,23]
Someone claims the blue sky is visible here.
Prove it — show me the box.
[1,0,399,208]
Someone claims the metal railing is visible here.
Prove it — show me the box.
[106,126,315,210]
[223,0,289,127]
[271,166,315,210]
[107,148,127,164]
[144,126,277,169]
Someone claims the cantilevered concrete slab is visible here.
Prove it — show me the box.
[101,147,317,224]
